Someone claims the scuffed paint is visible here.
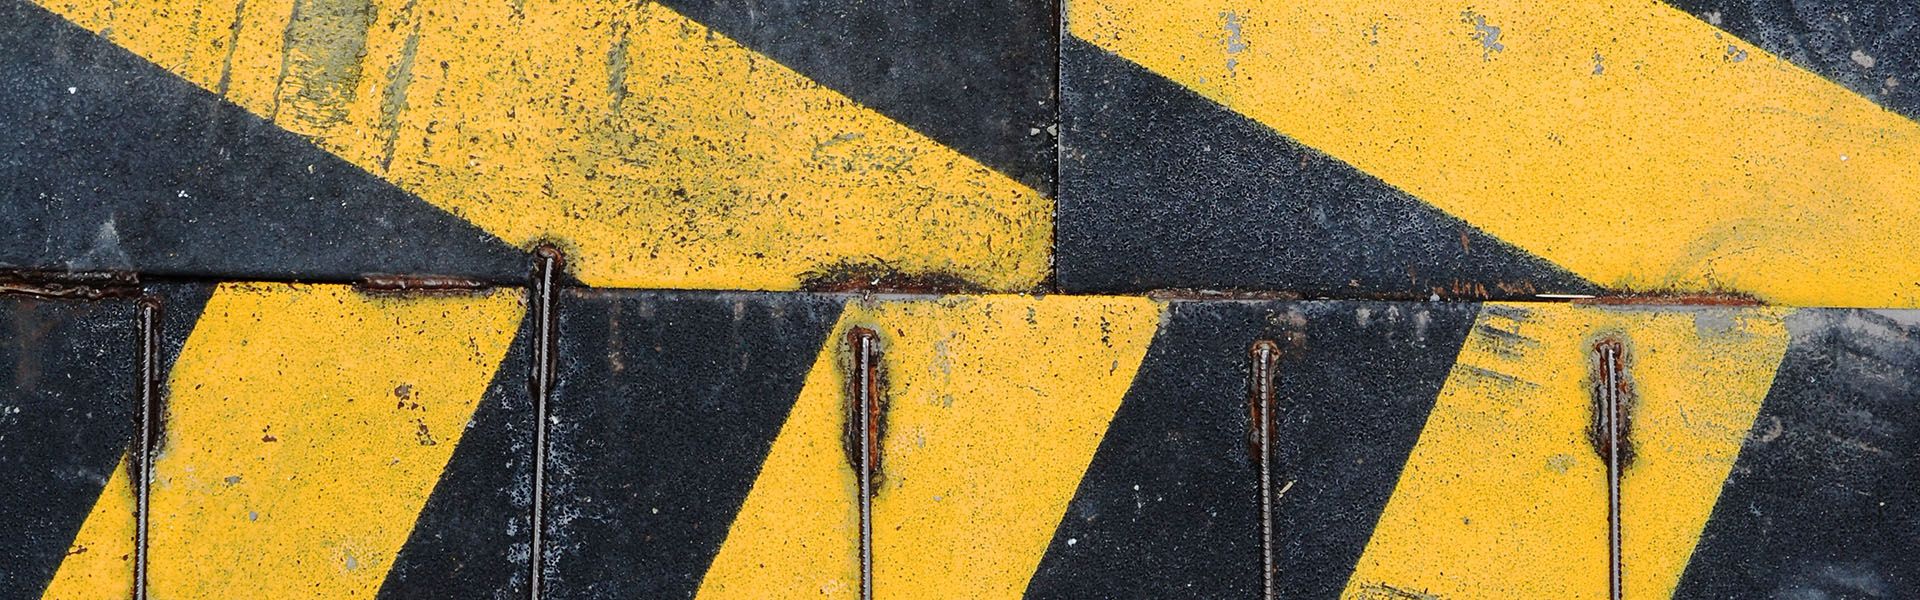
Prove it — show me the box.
[1069,0,1920,308]
[33,0,1050,292]
[38,455,135,600]
[1345,303,1788,599]
[697,295,1161,599]
[143,283,522,598]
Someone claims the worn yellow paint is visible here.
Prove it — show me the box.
[1344,303,1787,599]
[33,0,1048,291]
[39,454,134,600]
[1070,0,1920,308]
[698,295,1161,599]
[146,283,522,598]
[1620,308,1791,599]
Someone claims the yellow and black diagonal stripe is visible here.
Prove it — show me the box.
[2,0,1054,291]
[5,0,1920,305]
[7,287,1919,598]
[1061,0,1920,307]
[5,0,1920,598]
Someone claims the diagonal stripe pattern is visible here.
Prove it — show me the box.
[1345,303,1787,598]
[39,455,134,600]
[1068,0,1920,308]
[141,283,522,598]
[697,295,1161,599]
[31,0,1049,291]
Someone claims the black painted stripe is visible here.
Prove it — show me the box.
[1675,309,1920,599]
[540,291,844,599]
[377,306,535,599]
[658,0,1058,194]
[0,296,137,598]
[0,0,527,283]
[1666,0,1920,123]
[1057,37,1600,299]
[1025,300,1478,598]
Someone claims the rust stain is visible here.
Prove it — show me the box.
[531,243,569,283]
[1588,337,1636,468]
[354,274,492,295]
[0,269,140,300]
[1578,290,1766,307]
[1246,339,1282,463]
[8,304,57,392]
[843,326,887,492]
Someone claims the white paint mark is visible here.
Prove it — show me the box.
[1852,49,1877,69]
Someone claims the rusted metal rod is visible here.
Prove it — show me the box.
[1593,338,1630,600]
[846,327,883,600]
[1249,340,1282,600]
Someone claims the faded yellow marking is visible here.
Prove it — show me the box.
[33,0,1048,291]
[147,283,523,598]
[698,296,1161,599]
[40,454,134,600]
[1069,0,1920,308]
[1621,308,1790,599]
[1344,303,1787,599]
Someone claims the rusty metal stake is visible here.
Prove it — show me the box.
[846,327,882,600]
[1249,340,1282,600]
[135,298,159,600]
[1595,338,1627,600]
[529,246,562,599]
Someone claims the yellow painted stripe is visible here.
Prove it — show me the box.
[40,454,134,600]
[697,295,1161,599]
[1069,0,1920,308]
[1344,303,1786,599]
[33,0,1048,291]
[1622,308,1789,599]
[146,283,523,598]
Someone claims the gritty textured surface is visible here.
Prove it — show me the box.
[1677,309,1920,598]
[1068,0,1920,307]
[377,302,535,599]
[1347,303,1789,599]
[0,297,135,598]
[659,0,1059,193]
[697,295,1160,599]
[144,283,523,598]
[1026,300,1476,598]
[544,291,841,599]
[1057,37,1597,299]
[1670,0,1920,122]
[8,0,1920,597]
[22,0,1048,291]
[0,1,529,283]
